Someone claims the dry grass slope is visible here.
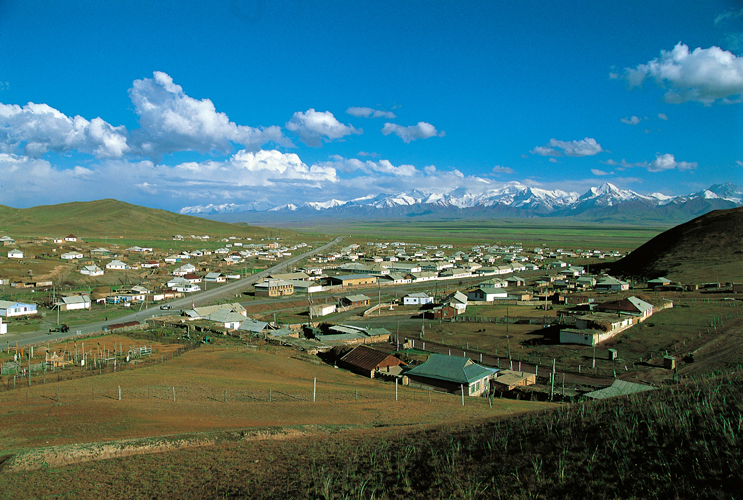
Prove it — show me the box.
[609,206,743,282]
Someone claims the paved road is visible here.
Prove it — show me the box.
[8,236,343,347]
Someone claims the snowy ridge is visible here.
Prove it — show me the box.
[179,182,742,215]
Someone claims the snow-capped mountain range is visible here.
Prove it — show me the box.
[180,182,743,224]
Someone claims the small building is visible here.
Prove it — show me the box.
[491,370,537,392]
[583,379,654,400]
[80,265,104,276]
[405,354,497,397]
[338,345,406,378]
[327,274,378,288]
[595,276,630,291]
[7,249,23,259]
[254,279,294,297]
[0,300,37,317]
[57,294,91,311]
[403,292,433,306]
[343,294,371,308]
[467,288,508,301]
[61,251,83,260]
[106,259,129,270]
[310,303,337,317]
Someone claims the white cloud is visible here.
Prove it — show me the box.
[492,165,514,174]
[658,113,668,120]
[285,109,361,147]
[381,122,445,143]
[736,160,743,167]
[548,158,559,163]
[129,71,287,159]
[0,102,129,158]
[591,169,613,176]
[714,8,743,25]
[623,43,743,104]
[621,115,641,125]
[531,137,604,157]
[604,154,697,172]
[317,156,418,177]
[346,107,396,119]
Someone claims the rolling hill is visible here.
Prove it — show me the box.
[608,206,743,282]
[0,199,273,239]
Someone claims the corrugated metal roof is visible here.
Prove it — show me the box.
[340,345,403,371]
[406,354,497,384]
[583,379,654,400]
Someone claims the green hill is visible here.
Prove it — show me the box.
[0,199,274,239]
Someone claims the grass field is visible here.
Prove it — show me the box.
[302,218,669,253]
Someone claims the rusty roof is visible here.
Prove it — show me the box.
[340,345,403,371]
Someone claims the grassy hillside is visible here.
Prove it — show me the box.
[0,199,275,240]
[609,206,743,282]
[3,368,741,499]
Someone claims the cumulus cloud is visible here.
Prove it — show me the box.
[623,43,743,104]
[381,122,445,143]
[0,102,129,158]
[346,107,396,119]
[285,109,361,147]
[603,154,697,172]
[317,156,418,177]
[621,115,641,125]
[531,137,604,157]
[129,72,287,159]
[492,165,514,174]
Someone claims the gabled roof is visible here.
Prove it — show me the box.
[345,294,371,302]
[583,379,654,399]
[238,319,269,333]
[340,345,404,371]
[446,291,468,304]
[406,354,497,385]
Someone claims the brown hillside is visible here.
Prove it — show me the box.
[609,206,743,282]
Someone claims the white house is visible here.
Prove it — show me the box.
[0,300,37,317]
[0,318,6,334]
[7,249,23,259]
[106,259,129,270]
[173,264,197,276]
[64,234,79,242]
[468,288,508,301]
[57,295,91,311]
[80,265,104,276]
[61,251,84,260]
[403,292,434,305]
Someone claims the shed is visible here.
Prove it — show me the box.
[405,354,498,396]
[338,345,406,378]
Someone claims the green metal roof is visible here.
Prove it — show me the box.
[406,354,497,385]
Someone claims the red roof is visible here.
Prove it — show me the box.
[340,345,405,371]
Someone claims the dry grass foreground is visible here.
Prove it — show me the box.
[0,344,547,470]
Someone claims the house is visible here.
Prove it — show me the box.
[172,264,197,276]
[167,276,190,288]
[647,277,673,289]
[183,273,202,284]
[595,276,630,291]
[445,291,468,313]
[403,292,433,306]
[492,370,537,391]
[0,300,37,317]
[201,308,248,330]
[405,354,497,396]
[287,280,323,294]
[327,274,378,288]
[64,234,79,242]
[61,251,83,260]
[141,261,160,268]
[506,276,526,286]
[0,318,6,334]
[339,345,406,378]
[106,259,129,270]
[467,288,508,301]
[269,272,311,281]
[57,294,91,311]
[594,296,654,321]
[254,280,294,297]
[0,236,15,245]
[80,265,104,276]
[343,294,371,308]
[479,278,508,289]
[429,304,459,320]
[7,249,23,259]
[205,272,226,282]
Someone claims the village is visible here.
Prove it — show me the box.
[1,230,730,404]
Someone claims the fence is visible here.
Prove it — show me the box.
[0,341,201,393]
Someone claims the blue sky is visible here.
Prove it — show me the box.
[0,0,741,211]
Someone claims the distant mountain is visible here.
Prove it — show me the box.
[607,206,743,282]
[181,182,743,225]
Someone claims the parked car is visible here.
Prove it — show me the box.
[160,304,171,310]
[49,324,69,333]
